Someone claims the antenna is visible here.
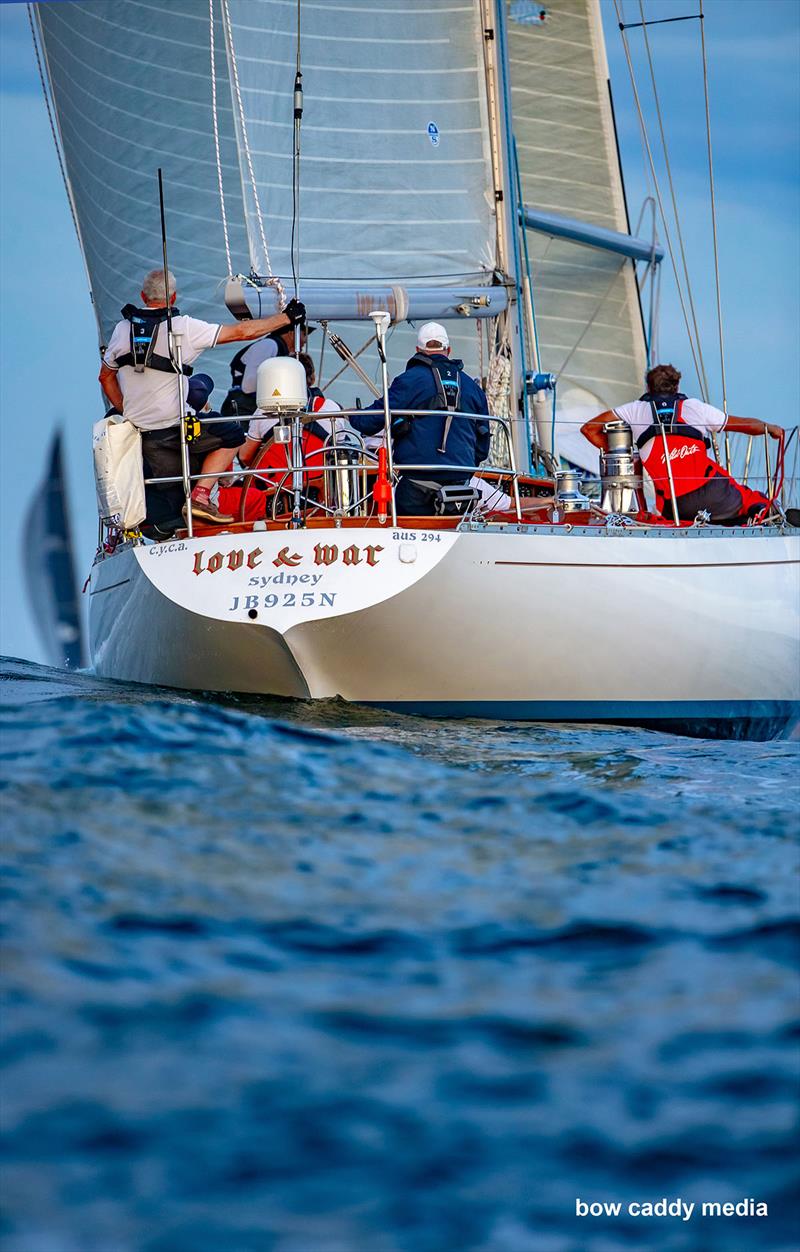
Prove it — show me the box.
[157,168,172,338]
[157,168,194,536]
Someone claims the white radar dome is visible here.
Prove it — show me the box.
[256,356,308,413]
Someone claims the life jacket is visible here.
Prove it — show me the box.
[255,428,327,487]
[392,352,463,451]
[635,392,720,509]
[114,304,192,377]
[229,332,289,391]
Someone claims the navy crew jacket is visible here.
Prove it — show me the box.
[349,352,492,484]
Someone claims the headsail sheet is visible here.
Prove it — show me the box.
[224,0,498,285]
[508,0,647,459]
[35,0,249,344]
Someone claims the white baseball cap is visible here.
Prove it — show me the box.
[416,321,450,352]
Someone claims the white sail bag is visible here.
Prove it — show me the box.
[92,417,146,529]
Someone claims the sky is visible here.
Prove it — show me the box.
[0,0,798,665]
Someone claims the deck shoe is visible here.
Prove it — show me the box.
[785,508,800,528]
[182,496,234,525]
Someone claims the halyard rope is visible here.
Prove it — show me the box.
[209,0,232,276]
[221,0,286,306]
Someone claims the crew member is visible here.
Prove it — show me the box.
[221,317,312,418]
[99,269,305,525]
[581,363,784,524]
[349,322,491,515]
[240,351,344,461]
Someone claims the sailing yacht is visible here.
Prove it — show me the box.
[32,0,799,737]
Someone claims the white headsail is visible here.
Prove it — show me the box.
[34,0,248,343]
[35,0,514,405]
[224,0,499,285]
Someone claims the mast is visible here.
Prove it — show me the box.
[480,0,531,469]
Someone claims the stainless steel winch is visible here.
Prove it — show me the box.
[599,421,645,515]
[553,468,592,519]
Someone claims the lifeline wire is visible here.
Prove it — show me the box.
[637,0,710,398]
[613,0,708,398]
[209,0,232,276]
[699,0,728,417]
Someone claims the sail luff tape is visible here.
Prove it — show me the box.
[390,285,409,324]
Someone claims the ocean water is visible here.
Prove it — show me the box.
[0,656,798,1252]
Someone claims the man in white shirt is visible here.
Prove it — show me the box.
[581,363,783,523]
[99,268,305,525]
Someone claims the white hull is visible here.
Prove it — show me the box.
[89,524,800,735]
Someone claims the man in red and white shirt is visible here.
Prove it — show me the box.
[99,268,304,526]
[582,363,783,523]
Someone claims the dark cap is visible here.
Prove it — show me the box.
[187,372,214,412]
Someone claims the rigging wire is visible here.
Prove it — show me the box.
[290,0,302,300]
[637,0,710,398]
[221,0,285,306]
[613,0,708,397]
[209,0,232,277]
[699,0,728,418]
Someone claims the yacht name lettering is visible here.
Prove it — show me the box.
[193,548,263,576]
[275,543,384,568]
[192,543,383,576]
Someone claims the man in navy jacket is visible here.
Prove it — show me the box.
[349,322,491,515]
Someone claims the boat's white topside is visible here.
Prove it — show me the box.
[89,523,800,726]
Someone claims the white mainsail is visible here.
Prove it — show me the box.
[508,0,648,465]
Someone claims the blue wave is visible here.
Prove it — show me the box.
[1,657,798,1251]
